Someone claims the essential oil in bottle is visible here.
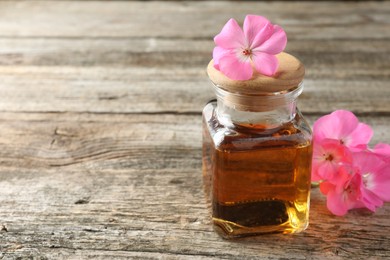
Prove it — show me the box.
[202,52,312,238]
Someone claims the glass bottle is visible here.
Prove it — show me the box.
[202,52,312,238]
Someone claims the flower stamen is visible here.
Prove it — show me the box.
[362,173,372,188]
[324,153,334,161]
[242,49,252,56]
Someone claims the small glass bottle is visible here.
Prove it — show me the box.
[202,52,312,238]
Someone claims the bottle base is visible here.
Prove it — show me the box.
[213,217,308,239]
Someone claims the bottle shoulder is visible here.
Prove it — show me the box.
[202,102,312,151]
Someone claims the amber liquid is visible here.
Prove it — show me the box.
[202,101,312,238]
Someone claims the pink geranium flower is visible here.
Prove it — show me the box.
[313,110,373,149]
[320,151,390,216]
[213,15,287,80]
[353,151,390,207]
[320,165,365,216]
[312,139,352,182]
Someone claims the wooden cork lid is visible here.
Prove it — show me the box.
[207,52,305,94]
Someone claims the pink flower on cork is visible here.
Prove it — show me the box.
[213,15,287,80]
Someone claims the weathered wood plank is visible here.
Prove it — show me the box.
[0,66,389,114]
[0,1,389,259]
[0,37,389,81]
[0,112,388,169]
[0,1,389,40]
[0,1,388,115]
[0,113,389,259]
[1,173,388,259]
[1,249,216,260]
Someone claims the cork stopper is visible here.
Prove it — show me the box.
[207,52,305,94]
[207,52,305,112]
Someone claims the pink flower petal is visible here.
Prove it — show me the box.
[214,18,245,50]
[252,52,278,76]
[373,143,390,162]
[336,115,360,144]
[253,25,287,55]
[361,189,383,212]
[346,173,364,205]
[349,144,368,153]
[326,189,349,216]
[311,165,323,182]
[317,162,338,181]
[218,53,253,80]
[332,164,354,188]
[320,181,334,195]
[243,15,272,49]
[212,46,232,70]
[375,143,390,149]
[313,110,360,145]
[364,164,390,201]
[347,122,373,148]
[313,113,340,143]
[353,151,385,176]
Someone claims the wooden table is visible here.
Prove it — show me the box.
[0,1,389,259]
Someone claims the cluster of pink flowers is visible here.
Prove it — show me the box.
[212,16,390,216]
[312,110,390,216]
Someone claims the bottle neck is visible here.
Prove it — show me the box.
[214,82,303,129]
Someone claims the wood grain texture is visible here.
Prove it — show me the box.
[0,0,389,259]
[0,113,387,168]
[0,1,389,39]
[0,113,389,259]
[1,66,389,114]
